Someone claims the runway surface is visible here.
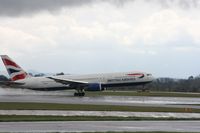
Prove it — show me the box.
[0,110,199,118]
[0,88,200,109]
[0,94,200,109]
[0,121,199,132]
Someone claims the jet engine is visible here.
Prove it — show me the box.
[86,83,102,91]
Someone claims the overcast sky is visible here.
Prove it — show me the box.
[0,0,200,78]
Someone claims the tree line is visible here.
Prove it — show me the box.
[109,76,200,92]
[146,76,200,92]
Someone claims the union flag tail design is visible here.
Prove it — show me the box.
[1,55,29,81]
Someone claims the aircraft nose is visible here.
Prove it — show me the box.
[146,74,155,82]
[150,75,155,81]
[146,74,155,81]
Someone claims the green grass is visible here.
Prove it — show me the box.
[0,115,199,122]
[0,102,198,113]
[80,132,200,133]
[78,132,199,133]
[86,91,200,97]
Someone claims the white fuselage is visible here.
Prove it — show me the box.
[13,71,154,91]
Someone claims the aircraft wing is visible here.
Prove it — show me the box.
[47,77,88,88]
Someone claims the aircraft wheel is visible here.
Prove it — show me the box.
[80,92,85,96]
[74,92,78,96]
[74,92,85,97]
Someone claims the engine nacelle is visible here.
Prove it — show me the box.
[86,83,102,91]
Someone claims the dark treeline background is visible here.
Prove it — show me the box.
[0,74,200,92]
[109,75,200,92]
[146,76,200,92]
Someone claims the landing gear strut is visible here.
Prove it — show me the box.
[141,85,150,92]
[74,89,85,96]
[142,85,146,92]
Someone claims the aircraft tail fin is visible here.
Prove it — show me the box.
[1,55,30,81]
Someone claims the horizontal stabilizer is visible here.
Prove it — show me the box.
[0,81,25,87]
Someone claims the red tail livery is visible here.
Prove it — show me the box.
[1,55,29,81]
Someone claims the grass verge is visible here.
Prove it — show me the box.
[86,91,200,97]
[80,132,200,133]
[78,132,200,133]
[0,102,198,113]
[0,115,199,122]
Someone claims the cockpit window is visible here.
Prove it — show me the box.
[147,74,152,76]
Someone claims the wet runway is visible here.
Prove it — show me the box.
[0,88,200,109]
[0,94,200,109]
[0,89,199,132]
[0,110,199,118]
[0,121,199,132]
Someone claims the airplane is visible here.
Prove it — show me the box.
[0,55,154,96]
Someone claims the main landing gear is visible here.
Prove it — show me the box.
[138,85,150,92]
[74,89,85,96]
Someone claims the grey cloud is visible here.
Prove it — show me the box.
[0,0,93,16]
[0,0,133,16]
[0,0,199,17]
[157,0,200,9]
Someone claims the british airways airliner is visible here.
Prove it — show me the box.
[0,55,154,96]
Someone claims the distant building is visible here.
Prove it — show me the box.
[56,72,64,76]
[34,73,45,77]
